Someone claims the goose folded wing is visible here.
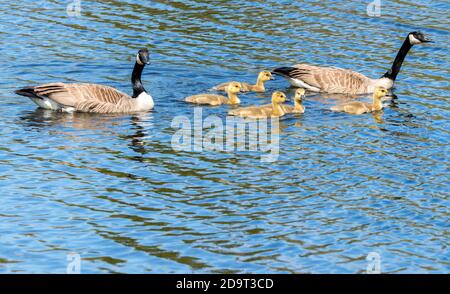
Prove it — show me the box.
[291,65,370,94]
[33,83,130,106]
[74,99,134,113]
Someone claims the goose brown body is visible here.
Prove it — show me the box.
[273,32,431,94]
[276,64,379,95]
[15,49,153,113]
[17,83,153,113]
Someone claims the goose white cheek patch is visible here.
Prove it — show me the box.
[136,54,144,65]
[409,34,422,45]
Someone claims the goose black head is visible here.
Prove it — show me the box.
[408,32,432,45]
[136,48,150,65]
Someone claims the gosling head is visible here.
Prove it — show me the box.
[408,31,432,45]
[295,88,306,102]
[227,82,242,94]
[374,87,388,99]
[272,91,287,104]
[258,71,274,82]
[136,48,150,65]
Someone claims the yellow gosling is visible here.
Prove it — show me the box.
[213,71,273,93]
[331,87,388,115]
[228,91,287,119]
[283,88,306,114]
[185,82,242,106]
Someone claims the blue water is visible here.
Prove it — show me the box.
[0,0,449,273]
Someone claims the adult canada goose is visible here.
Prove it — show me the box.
[228,91,287,119]
[185,82,242,105]
[15,49,154,113]
[273,32,432,94]
[212,71,273,93]
[331,87,388,115]
[283,88,306,114]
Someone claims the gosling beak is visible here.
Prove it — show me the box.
[270,76,275,80]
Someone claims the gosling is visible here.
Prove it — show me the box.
[331,87,388,115]
[283,88,306,114]
[228,91,287,119]
[212,71,273,93]
[227,88,305,115]
[185,82,242,106]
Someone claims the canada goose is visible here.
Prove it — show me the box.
[15,49,153,113]
[228,91,287,119]
[283,88,306,114]
[331,87,388,114]
[273,32,432,94]
[212,71,273,93]
[185,82,242,105]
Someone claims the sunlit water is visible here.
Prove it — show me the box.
[0,1,448,273]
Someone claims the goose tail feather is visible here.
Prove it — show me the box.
[272,67,297,78]
[15,87,42,99]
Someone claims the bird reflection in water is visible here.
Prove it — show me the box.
[18,109,153,157]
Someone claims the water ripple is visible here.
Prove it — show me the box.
[0,0,448,273]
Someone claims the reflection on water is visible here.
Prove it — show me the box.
[0,0,449,273]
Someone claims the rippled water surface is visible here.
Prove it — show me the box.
[0,1,449,273]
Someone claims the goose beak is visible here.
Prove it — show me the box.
[137,48,150,65]
[141,55,150,65]
[422,35,433,43]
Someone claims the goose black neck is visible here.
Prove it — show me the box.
[383,36,413,81]
[132,62,146,98]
